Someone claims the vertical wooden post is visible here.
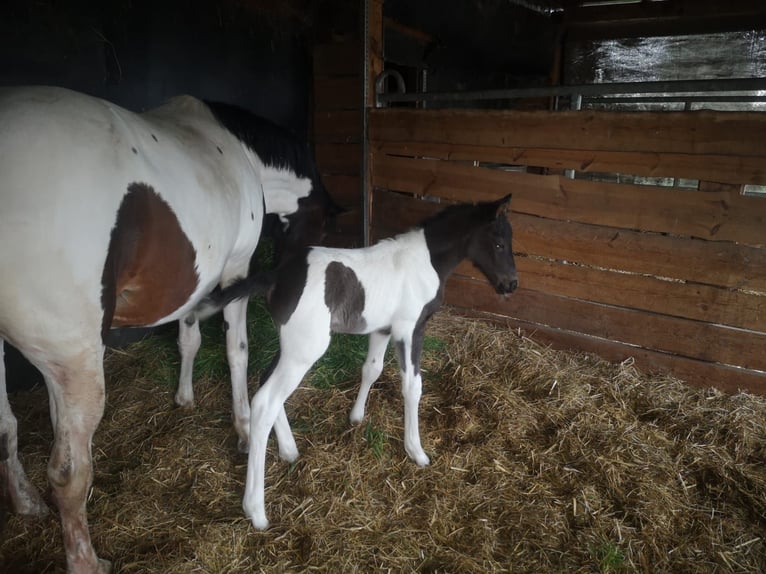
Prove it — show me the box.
[363,0,383,246]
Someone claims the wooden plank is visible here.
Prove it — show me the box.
[313,40,361,76]
[314,77,361,111]
[446,303,766,396]
[314,110,362,144]
[315,143,361,176]
[324,209,363,248]
[373,141,766,186]
[453,257,766,333]
[369,108,766,158]
[371,188,766,292]
[443,277,766,386]
[371,153,766,246]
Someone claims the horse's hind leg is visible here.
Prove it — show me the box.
[223,297,252,453]
[175,316,201,408]
[40,343,110,574]
[0,339,48,516]
[349,329,391,424]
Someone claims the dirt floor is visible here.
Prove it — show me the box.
[2,308,766,573]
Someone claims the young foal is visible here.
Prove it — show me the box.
[199,195,518,529]
[0,86,332,574]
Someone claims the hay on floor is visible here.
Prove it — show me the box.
[2,309,766,573]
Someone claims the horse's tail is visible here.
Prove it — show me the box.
[190,270,275,322]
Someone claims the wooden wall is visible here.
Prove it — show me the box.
[368,107,766,394]
[312,36,364,246]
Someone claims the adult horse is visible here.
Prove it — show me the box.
[0,86,335,573]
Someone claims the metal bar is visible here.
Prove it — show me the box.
[376,77,766,105]
[584,95,766,104]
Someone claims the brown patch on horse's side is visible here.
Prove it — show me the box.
[101,183,198,336]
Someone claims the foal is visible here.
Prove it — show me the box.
[198,195,518,529]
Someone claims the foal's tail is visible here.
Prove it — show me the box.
[189,270,275,323]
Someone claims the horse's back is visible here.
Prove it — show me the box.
[0,86,262,343]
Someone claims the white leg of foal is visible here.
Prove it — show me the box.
[273,407,299,463]
[395,335,430,466]
[175,316,201,408]
[223,298,251,453]
[0,340,48,516]
[349,330,391,424]
[243,361,313,530]
[243,325,330,530]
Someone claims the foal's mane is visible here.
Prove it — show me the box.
[420,200,498,235]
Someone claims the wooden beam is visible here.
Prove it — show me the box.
[371,153,766,246]
[447,300,766,396]
[372,141,766,186]
[444,277,766,394]
[369,108,766,158]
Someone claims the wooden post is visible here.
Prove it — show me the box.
[363,0,384,246]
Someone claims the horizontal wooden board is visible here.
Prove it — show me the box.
[372,141,766,186]
[445,278,766,371]
[445,301,766,396]
[313,40,360,76]
[314,110,362,143]
[372,153,766,246]
[315,143,361,176]
[454,257,766,333]
[369,108,766,158]
[314,76,361,111]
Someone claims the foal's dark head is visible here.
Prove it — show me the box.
[466,194,518,294]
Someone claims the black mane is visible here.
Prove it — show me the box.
[204,100,319,183]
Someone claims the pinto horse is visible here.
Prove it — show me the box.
[196,195,518,529]
[0,86,334,573]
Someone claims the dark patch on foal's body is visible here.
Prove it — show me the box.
[101,183,199,339]
[324,261,366,333]
[267,248,310,326]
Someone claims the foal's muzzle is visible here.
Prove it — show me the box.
[496,276,519,295]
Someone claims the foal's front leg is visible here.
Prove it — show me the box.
[349,329,391,424]
[394,328,430,467]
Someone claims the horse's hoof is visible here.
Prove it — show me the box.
[174,393,195,409]
[237,438,250,454]
[97,558,113,573]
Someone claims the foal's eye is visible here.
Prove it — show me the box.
[495,242,505,250]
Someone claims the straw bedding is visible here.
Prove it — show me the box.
[2,309,765,573]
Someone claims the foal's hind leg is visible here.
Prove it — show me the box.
[0,339,48,516]
[243,325,331,530]
[175,316,201,408]
[349,329,391,424]
[40,343,110,573]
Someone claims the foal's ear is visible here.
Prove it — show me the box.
[494,194,512,217]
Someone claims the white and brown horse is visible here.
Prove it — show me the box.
[0,86,335,573]
[196,195,518,530]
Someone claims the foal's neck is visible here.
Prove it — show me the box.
[422,224,472,285]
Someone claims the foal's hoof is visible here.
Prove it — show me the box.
[12,482,49,517]
[236,437,250,454]
[97,558,113,574]
[174,393,195,409]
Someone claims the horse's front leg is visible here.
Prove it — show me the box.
[175,316,201,408]
[223,298,252,453]
[394,327,430,467]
